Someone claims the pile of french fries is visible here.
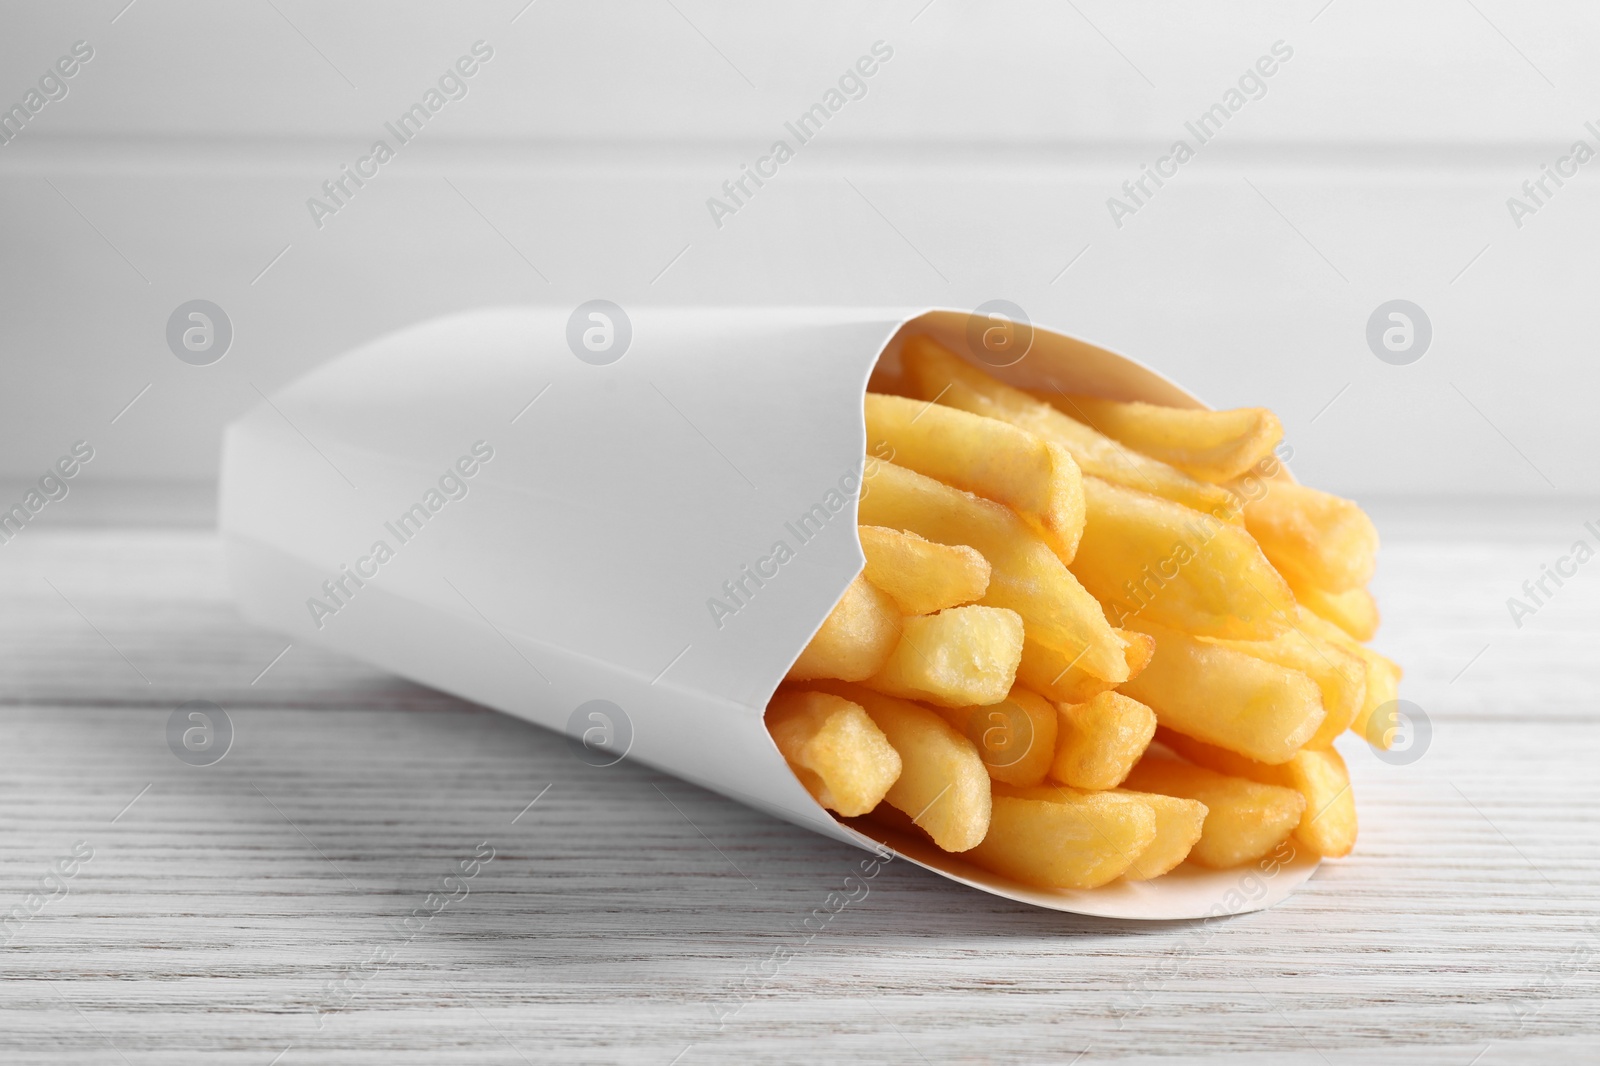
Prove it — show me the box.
[765,335,1399,889]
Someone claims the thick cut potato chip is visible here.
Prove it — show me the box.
[864,392,1086,563]
[766,689,902,817]
[900,335,1238,517]
[1203,626,1366,749]
[1122,753,1305,869]
[1114,790,1209,879]
[860,460,1128,682]
[811,682,991,852]
[1072,477,1296,640]
[1233,473,1379,592]
[1120,619,1325,764]
[1051,691,1157,791]
[1042,392,1283,484]
[1158,729,1357,858]
[1015,628,1155,705]
[785,574,901,683]
[863,605,1024,708]
[964,785,1157,889]
[857,525,990,616]
[936,686,1058,787]
[1289,575,1380,642]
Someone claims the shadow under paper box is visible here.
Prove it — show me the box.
[222,307,1391,919]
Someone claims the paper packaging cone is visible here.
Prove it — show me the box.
[220,307,1318,920]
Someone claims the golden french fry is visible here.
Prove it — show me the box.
[766,689,902,817]
[1352,653,1401,749]
[1203,625,1366,749]
[1158,729,1357,858]
[1051,691,1157,791]
[1233,472,1379,592]
[1122,752,1305,869]
[811,681,991,851]
[964,784,1157,889]
[1289,575,1380,642]
[785,574,901,683]
[1041,392,1283,484]
[936,686,1058,787]
[859,460,1128,681]
[862,605,1024,708]
[763,330,1393,883]
[900,335,1238,517]
[1287,746,1356,858]
[864,392,1086,562]
[1072,476,1295,640]
[1015,628,1155,705]
[1122,628,1157,677]
[1114,790,1209,879]
[1120,618,1324,764]
[857,525,990,616]
[1294,609,1403,749]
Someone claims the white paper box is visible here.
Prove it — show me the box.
[220,306,1318,919]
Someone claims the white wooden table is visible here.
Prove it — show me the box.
[1,500,1597,1064]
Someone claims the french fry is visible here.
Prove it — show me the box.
[1289,575,1380,642]
[1122,629,1157,675]
[863,392,1086,562]
[812,681,991,852]
[1122,752,1305,869]
[1232,473,1379,592]
[765,331,1393,889]
[1051,691,1157,791]
[900,335,1238,517]
[1352,652,1402,750]
[766,689,902,817]
[785,574,901,683]
[862,605,1024,708]
[1158,729,1357,858]
[1015,628,1155,705]
[1287,746,1357,859]
[857,525,990,616]
[964,785,1157,889]
[1072,476,1296,640]
[1203,626,1366,749]
[1041,392,1283,484]
[859,460,1129,682]
[1119,619,1325,764]
[1114,791,1209,879]
[936,686,1058,788]
[1295,609,1403,749]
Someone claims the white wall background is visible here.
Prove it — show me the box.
[1,0,1596,499]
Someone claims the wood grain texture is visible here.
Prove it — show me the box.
[1,510,1598,1064]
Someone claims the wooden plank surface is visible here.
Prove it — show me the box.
[1,508,1598,1064]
